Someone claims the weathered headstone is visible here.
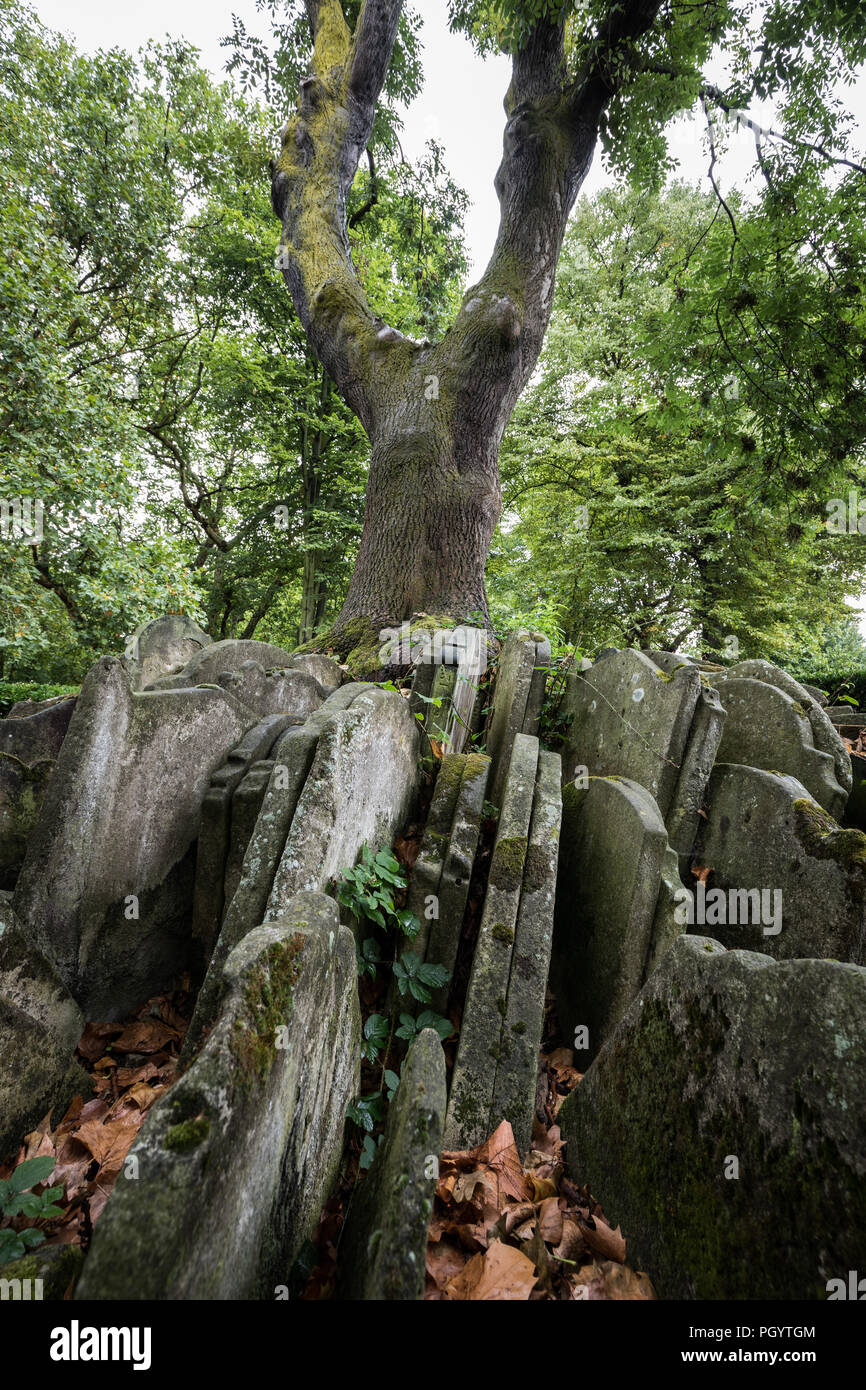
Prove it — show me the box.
[76,894,360,1300]
[12,658,255,1017]
[190,714,300,976]
[558,935,866,1299]
[444,732,538,1150]
[147,638,298,691]
[0,900,90,1158]
[490,749,562,1153]
[715,662,850,817]
[214,661,324,718]
[486,630,550,807]
[693,763,866,963]
[0,698,75,888]
[338,1029,446,1300]
[550,775,687,1064]
[562,648,725,857]
[407,752,490,1001]
[185,685,419,1057]
[123,614,211,691]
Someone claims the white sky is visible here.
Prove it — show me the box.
[34,0,863,274]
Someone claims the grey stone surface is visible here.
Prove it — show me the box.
[124,614,211,691]
[76,893,360,1300]
[186,684,419,1058]
[694,763,866,964]
[408,752,490,1004]
[558,935,866,1299]
[191,714,299,977]
[0,899,82,1052]
[444,732,539,1150]
[726,659,850,798]
[0,900,90,1160]
[0,698,75,887]
[562,648,724,857]
[148,638,298,691]
[338,1029,446,1301]
[0,995,91,1160]
[215,661,324,718]
[716,667,849,817]
[486,630,550,806]
[12,658,255,1018]
[265,686,420,918]
[491,749,562,1153]
[285,652,343,694]
[551,776,688,1063]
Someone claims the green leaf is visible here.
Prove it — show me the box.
[8,1156,55,1193]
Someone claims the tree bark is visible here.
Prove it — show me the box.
[272,0,664,635]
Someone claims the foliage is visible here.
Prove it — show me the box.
[489,182,866,666]
[336,842,452,1169]
[0,682,78,717]
[0,1156,65,1265]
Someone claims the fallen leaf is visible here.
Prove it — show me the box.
[446,1240,538,1301]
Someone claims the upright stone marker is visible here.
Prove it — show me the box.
[559,935,866,1299]
[486,631,550,807]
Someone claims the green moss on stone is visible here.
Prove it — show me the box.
[793,798,866,869]
[489,835,527,892]
[164,1115,211,1153]
[231,932,306,1087]
[491,922,514,945]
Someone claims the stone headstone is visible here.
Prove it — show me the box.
[190,714,300,976]
[338,1029,446,1300]
[76,894,360,1300]
[0,900,90,1159]
[444,732,538,1150]
[715,662,850,817]
[562,648,725,857]
[12,658,255,1017]
[486,630,550,807]
[490,748,562,1153]
[550,776,687,1064]
[124,614,211,691]
[215,662,324,718]
[147,638,298,691]
[0,698,75,888]
[558,935,866,1299]
[408,752,491,1003]
[693,763,866,964]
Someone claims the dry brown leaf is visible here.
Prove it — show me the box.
[580,1214,626,1264]
[553,1218,587,1265]
[112,1019,179,1054]
[446,1240,538,1301]
[537,1195,564,1246]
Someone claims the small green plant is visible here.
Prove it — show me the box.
[0,1156,65,1264]
[336,841,455,1170]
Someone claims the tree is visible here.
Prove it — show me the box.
[270,0,866,649]
[489,182,866,665]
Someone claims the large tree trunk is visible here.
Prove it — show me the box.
[272,0,664,637]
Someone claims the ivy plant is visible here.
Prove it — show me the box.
[0,1156,65,1265]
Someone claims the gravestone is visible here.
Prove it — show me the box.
[562,648,725,857]
[715,666,849,818]
[77,894,360,1300]
[486,630,550,807]
[551,776,687,1064]
[407,752,490,1003]
[124,614,211,691]
[693,763,866,963]
[12,658,255,1017]
[558,935,866,1299]
[0,698,75,888]
[147,638,298,691]
[338,1029,446,1300]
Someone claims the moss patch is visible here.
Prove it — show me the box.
[164,1115,211,1153]
[489,835,527,893]
[231,933,306,1088]
[793,799,866,869]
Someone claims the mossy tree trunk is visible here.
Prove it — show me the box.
[272,0,663,635]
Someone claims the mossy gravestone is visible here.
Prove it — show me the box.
[561,648,725,858]
[338,1029,446,1300]
[558,935,866,1300]
[694,764,866,964]
[77,893,359,1301]
[551,776,686,1063]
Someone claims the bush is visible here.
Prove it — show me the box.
[0,681,79,717]
[795,671,866,709]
